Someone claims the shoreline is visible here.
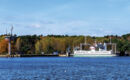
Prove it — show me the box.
[0,54,68,57]
[0,54,128,58]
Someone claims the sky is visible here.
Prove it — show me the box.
[0,0,130,36]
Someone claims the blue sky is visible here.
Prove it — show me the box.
[0,0,130,36]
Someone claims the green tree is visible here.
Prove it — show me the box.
[35,40,42,54]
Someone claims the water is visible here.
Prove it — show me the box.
[0,57,130,80]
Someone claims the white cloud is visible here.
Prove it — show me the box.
[1,16,129,36]
[31,23,41,28]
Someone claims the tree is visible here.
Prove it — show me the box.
[117,40,130,56]
[40,37,51,54]
[0,39,8,54]
[35,40,42,54]
[15,38,21,52]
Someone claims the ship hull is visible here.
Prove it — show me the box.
[73,50,117,57]
[73,54,116,57]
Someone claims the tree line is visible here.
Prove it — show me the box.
[0,33,130,56]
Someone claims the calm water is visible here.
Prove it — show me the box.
[0,57,130,80]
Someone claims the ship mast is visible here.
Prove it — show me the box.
[8,26,13,55]
[5,26,13,55]
[11,26,13,36]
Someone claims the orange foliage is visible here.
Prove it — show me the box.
[0,40,8,54]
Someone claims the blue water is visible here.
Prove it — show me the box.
[0,57,130,80]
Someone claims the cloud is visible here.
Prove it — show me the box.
[31,23,41,28]
[0,14,129,36]
[7,19,128,36]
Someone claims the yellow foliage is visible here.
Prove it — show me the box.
[0,40,8,54]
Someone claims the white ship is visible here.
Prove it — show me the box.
[73,37,117,57]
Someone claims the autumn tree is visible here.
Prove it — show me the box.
[15,38,21,53]
[35,40,42,54]
[0,39,8,54]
